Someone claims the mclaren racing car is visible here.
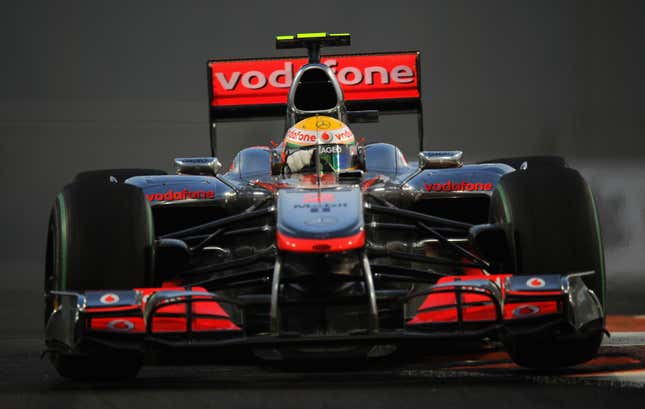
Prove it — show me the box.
[44,33,606,379]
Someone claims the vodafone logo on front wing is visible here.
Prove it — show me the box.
[209,53,420,107]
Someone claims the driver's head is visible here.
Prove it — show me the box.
[283,116,360,174]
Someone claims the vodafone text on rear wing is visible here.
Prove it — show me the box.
[207,52,423,154]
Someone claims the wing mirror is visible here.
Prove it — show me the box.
[174,157,222,176]
[418,151,463,169]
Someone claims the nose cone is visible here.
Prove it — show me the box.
[276,187,363,239]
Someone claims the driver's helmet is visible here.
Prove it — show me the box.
[283,116,360,174]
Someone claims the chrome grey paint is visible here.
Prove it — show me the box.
[418,150,464,169]
[126,174,236,206]
[563,272,604,330]
[45,291,86,352]
[174,157,222,176]
[276,187,363,239]
[403,163,515,196]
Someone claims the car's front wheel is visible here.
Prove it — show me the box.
[489,166,605,368]
[45,181,155,380]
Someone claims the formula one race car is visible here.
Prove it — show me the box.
[44,33,606,380]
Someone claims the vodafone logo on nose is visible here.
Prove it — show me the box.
[209,52,420,107]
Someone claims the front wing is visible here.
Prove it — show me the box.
[45,272,604,363]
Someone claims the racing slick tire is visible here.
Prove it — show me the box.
[480,155,566,170]
[74,168,166,184]
[489,166,605,368]
[45,182,154,380]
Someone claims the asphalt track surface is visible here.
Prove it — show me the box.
[2,276,645,408]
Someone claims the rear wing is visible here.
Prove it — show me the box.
[207,51,423,154]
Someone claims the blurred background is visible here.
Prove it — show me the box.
[1,0,643,333]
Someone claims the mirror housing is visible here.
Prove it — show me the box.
[418,151,463,169]
[174,157,222,176]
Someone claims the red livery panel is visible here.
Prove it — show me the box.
[276,230,365,253]
[88,287,241,334]
[407,276,562,326]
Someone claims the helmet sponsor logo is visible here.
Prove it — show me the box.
[333,128,354,143]
[316,119,332,129]
[319,145,342,154]
[100,293,120,305]
[526,277,546,288]
[512,304,541,317]
[286,128,318,144]
[106,319,135,332]
[299,116,345,130]
[285,127,355,145]
[146,190,215,202]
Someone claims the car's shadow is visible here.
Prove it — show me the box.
[41,347,645,392]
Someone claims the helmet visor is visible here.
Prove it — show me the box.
[286,144,357,173]
[318,144,356,172]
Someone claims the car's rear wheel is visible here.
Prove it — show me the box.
[45,182,155,380]
[489,166,605,368]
